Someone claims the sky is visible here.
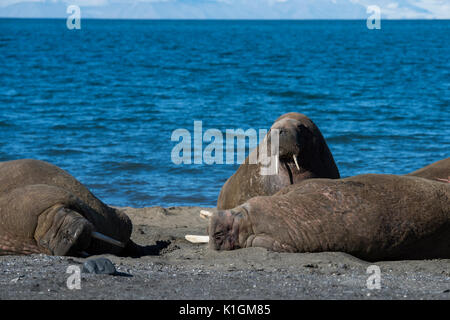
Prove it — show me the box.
[0,0,449,19]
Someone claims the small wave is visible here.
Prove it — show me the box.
[51,124,107,131]
[101,161,155,172]
[267,90,331,100]
[2,89,18,96]
[327,133,423,144]
[0,121,14,128]
[44,148,82,156]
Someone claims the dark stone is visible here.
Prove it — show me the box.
[82,258,117,275]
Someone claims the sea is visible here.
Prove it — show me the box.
[0,19,448,207]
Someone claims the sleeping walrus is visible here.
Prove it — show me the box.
[0,159,134,256]
[217,112,340,210]
[208,174,450,261]
[407,157,450,183]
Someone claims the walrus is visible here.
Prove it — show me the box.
[0,159,134,256]
[217,112,340,210]
[407,157,450,183]
[208,174,450,261]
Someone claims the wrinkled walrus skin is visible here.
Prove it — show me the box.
[209,174,450,261]
[0,159,133,256]
[217,112,340,210]
[407,157,450,183]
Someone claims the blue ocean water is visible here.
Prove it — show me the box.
[0,19,448,207]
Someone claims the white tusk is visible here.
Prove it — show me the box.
[293,155,300,171]
[185,235,210,243]
[200,210,213,219]
[91,231,125,248]
[275,156,279,175]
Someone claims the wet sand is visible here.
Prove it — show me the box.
[0,206,449,300]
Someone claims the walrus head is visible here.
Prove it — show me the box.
[264,117,313,183]
[271,118,302,165]
[208,205,252,250]
[216,112,339,211]
[263,113,340,183]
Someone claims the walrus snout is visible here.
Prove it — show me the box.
[271,120,303,172]
[36,205,127,257]
[273,122,301,158]
[209,207,250,251]
[36,207,94,256]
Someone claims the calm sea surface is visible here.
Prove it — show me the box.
[0,19,448,207]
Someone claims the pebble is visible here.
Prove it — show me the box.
[10,275,24,283]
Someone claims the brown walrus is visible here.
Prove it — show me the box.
[0,159,134,256]
[209,174,450,261]
[217,112,340,210]
[407,157,450,183]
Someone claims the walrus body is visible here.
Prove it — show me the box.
[407,157,450,183]
[209,174,450,261]
[0,159,133,256]
[217,113,340,210]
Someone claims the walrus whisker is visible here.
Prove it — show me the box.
[200,210,213,219]
[185,235,209,243]
[91,231,125,248]
[293,154,300,171]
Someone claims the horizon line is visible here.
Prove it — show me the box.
[1,17,449,21]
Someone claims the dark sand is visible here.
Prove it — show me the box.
[1,206,449,300]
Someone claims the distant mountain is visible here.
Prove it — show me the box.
[0,0,448,19]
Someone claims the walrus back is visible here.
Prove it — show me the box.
[0,159,108,213]
[407,157,450,182]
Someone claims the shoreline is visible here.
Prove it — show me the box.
[0,206,449,299]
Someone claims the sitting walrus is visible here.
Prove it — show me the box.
[0,159,134,256]
[217,112,340,210]
[208,174,450,261]
[407,157,450,183]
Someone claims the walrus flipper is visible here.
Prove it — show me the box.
[0,234,41,256]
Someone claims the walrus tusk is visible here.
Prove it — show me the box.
[200,210,213,219]
[91,231,125,248]
[185,235,210,243]
[293,155,300,170]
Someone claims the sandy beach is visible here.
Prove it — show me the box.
[0,206,449,300]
